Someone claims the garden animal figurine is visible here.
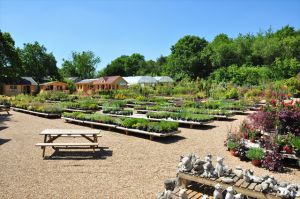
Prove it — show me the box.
[278,184,299,198]
[232,166,243,179]
[201,154,215,178]
[178,154,193,172]
[221,177,234,184]
[215,157,232,177]
[243,169,263,183]
[234,193,243,199]
[202,195,209,199]
[215,157,226,177]
[261,176,278,193]
[156,179,176,199]
[213,183,223,199]
[192,158,205,174]
[225,186,234,199]
[178,188,188,199]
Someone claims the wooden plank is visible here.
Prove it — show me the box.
[240,181,250,188]
[232,176,239,183]
[254,184,261,192]
[36,143,99,146]
[188,190,198,198]
[40,129,100,135]
[248,183,257,190]
[191,192,202,199]
[235,179,244,187]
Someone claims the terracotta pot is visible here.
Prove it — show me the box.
[251,159,261,166]
[250,138,256,143]
[230,149,238,157]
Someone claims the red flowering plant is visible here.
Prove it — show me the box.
[277,108,300,136]
[249,109,276,133]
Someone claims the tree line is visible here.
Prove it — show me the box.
[1,25,300,85]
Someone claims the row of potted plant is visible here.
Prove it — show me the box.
[146,111,214,122]
[15,102,63,114]
[62,112,179,133]
[62,99,99,110]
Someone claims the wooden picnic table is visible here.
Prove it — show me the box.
[36,129,101,158]
[0,105,10,115]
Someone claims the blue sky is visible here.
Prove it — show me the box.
[0,0,300,71]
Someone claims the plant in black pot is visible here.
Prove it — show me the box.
[237,142,249,161]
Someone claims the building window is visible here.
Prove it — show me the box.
[10,85,17,90]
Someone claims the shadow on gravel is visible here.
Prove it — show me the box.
[0,114,11,123]
[155,135,186,144]
[215,118,237,122]
[0,126,8,131]
[194,125,217,130]
[45,147,113,160]
[0,138,11,145]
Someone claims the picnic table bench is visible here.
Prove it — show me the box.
[36,129,101,158]
[0,105,10,115]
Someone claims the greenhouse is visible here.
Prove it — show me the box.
[154,76,174,84]
[123,76,158,86]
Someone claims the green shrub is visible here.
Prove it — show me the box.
[246,148,265,160]
[227,140,239,150]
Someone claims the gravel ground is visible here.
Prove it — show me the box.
[0,111,299,199]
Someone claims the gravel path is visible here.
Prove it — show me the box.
[0,111,299,199]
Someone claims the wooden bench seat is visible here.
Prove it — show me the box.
[58,134,102,137]
[36,143,99,147]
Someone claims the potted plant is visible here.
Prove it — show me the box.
[246,147,265,166]
[227,140,239,157]
[290,136,300,157]
[248,131,257,143]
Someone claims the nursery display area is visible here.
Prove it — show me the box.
[1,82,300,198]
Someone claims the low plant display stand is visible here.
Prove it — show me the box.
[62,117,180,140]
[36,129,101,158]
[12,107,61,118]
[178,172,292,199]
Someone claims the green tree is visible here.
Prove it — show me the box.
[101,53,145,76]
[20,42,60,82]
[0,31,23,81]
[166,35,208,79]
[61,51,100,79]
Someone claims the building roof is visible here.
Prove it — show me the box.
[3,76,38,85]
[123,76,157,85]
[93,76,126,85]
[76,78,98,84]
[154,76,174,83]
[40,81,67,86]
[67,77,81,83]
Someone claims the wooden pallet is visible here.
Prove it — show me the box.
[178,172,284,199]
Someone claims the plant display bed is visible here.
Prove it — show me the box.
[102,113,212,128]
[178,172,287,199]
[63,108,96,113]
[146,117,212,128]
[62,117,180,140]
[12,107,61,118]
